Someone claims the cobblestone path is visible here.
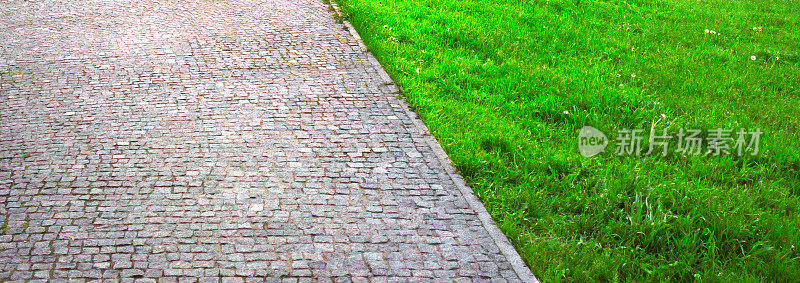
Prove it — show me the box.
[0,0,533,281]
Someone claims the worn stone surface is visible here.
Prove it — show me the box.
[0,0,523,281]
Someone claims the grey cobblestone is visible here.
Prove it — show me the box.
[0,0,527,281]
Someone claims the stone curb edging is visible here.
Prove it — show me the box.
[326,2,540,282]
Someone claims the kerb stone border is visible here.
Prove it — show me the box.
[327,2,540,282]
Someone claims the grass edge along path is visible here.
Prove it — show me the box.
[332,0,800,281]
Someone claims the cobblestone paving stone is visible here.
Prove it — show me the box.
[0,0,526,281]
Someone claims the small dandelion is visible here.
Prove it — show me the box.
[750,55,757,61]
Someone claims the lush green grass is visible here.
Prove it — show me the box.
[335,0,800,281]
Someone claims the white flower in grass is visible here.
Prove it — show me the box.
[631,73,636,78]
[704,29,710,34]
[563,110,570,115]
[751,55,757,61]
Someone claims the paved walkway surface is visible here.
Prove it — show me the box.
[0,0,531,281]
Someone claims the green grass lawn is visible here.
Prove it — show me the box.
[334,0,800,281]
